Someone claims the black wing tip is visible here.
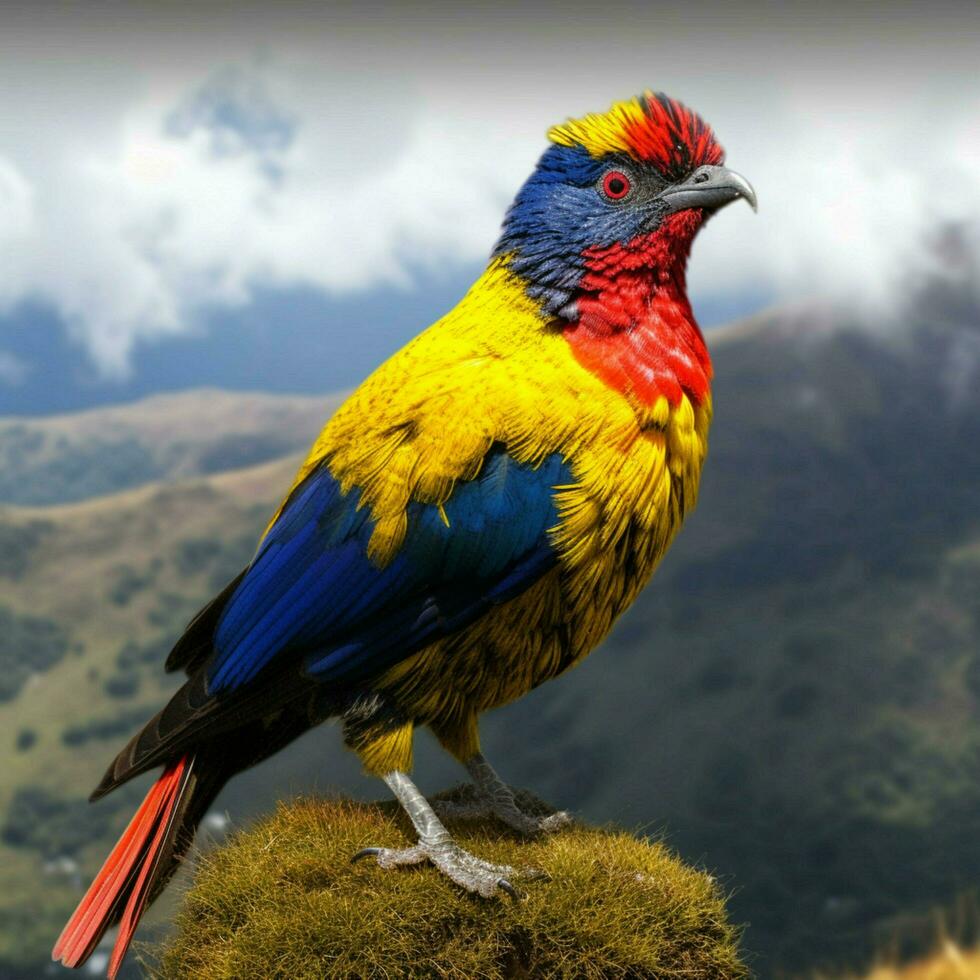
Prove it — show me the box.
[164,569,248,674]
[90,765,120,802]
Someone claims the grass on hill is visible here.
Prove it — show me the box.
[155,786,746,980]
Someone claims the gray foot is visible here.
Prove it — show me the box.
[363,770,550,899]
[437,753,574,838]
[353,836,525,899]
[433,795,573,837]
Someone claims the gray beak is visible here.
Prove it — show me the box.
[660,164,758,215]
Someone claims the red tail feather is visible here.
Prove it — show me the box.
[53,756,192,978]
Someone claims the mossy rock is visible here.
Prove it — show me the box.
[156,786,745,979]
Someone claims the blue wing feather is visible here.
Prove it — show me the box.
[207,446,573,693]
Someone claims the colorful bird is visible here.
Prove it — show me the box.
[53,91,755,977]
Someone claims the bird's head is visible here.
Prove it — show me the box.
[495,91,756,320]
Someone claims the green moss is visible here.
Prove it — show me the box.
[156,788,745,980]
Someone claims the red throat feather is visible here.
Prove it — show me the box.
[562,212,713,407]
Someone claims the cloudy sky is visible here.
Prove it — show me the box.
[1,1,978,411]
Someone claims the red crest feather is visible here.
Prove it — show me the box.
[548,91,725,179]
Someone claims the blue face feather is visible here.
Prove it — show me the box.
[207,447,574,692]
[493,144,671,315]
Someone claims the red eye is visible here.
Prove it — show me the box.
[601,170,632,201]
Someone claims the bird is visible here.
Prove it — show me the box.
[53,90,755,978]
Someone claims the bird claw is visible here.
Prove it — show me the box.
[537,810,574,834]
[497,877,519,900]
[352,837,533,899]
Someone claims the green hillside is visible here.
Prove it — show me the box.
[1,295,979,978]
[0,458,295,974]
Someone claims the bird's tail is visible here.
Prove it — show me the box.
[52,754,202,978]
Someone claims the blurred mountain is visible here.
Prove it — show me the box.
[1,280,979,977]
[0,389,338,506]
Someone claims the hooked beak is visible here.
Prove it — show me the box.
[660,164,758,215]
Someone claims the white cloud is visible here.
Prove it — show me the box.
[0,13,977,375]
[0,55,536,374]
[0,157,33,244]
[688,89,980,319]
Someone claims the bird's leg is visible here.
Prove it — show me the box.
[469,753,574,835]
[352,770,524,898]
[435,753,573,837]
